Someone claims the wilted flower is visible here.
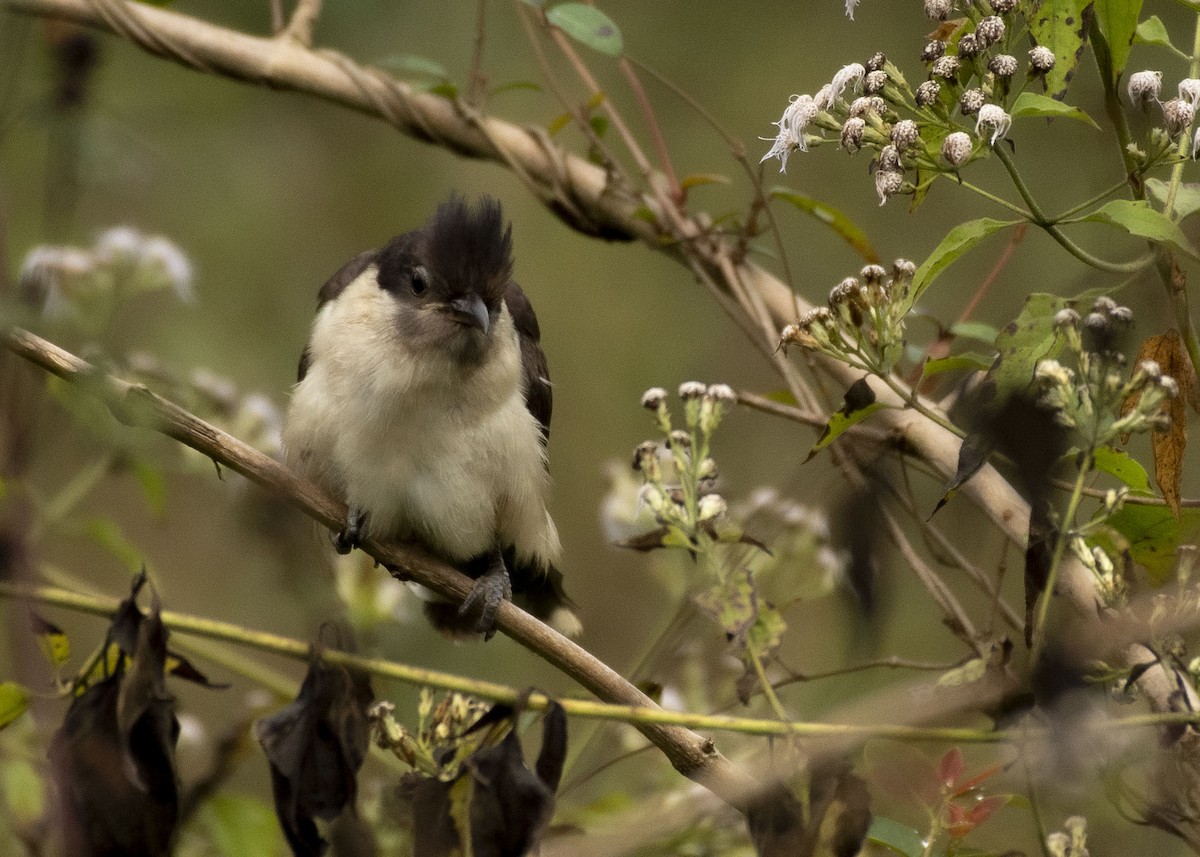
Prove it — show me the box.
[877,144,902,170]
[1127,70,1163,108]
[826,63,866,105]
[1028,46,1056,73]
[760,94,819,173]
[942,131,972,166]
[875,168,904,205]
[840,116,866,152]
[975,103,1012,145]
[845,0,860,19]
[1192,126,1200,159]
[1180,78,1200,108]
[1162,97,1196,137]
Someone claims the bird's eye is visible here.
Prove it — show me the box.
[410,266,429,296]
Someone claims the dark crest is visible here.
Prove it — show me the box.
[423,195,513,304]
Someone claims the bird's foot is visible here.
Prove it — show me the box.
[334,507,368,555]
[458,551,512,641]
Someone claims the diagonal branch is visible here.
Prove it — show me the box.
[1,326,761,808]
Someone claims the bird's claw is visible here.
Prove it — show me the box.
[458,554,512,641]
[334,507,368,555]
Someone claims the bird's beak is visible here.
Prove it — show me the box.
[447,294,490,335]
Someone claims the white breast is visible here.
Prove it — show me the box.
[282,270,560,567]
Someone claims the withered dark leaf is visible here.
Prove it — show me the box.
[1127,329,1191,519]
[50,575,180,857]
[402,701,567,857]
[256,625,374,857]
[806,759,872,857]
[747,783,805,857]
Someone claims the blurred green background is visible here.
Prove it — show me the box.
[3,1,1200,854]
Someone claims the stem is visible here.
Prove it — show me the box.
[746,642,789,722]
[1030,456,1092,663]
[956,179,1032,218]
[880,374,966,438]
[29,451,115,541]
[617,57,680,200]
[1160,17,1200,220]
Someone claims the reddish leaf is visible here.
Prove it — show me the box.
[952,763,1005,796]
[967,794,1008,826]
[939,748,965,789]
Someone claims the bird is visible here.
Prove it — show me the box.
[282,195,578,640]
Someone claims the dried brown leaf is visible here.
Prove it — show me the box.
[1128,330,1190,518]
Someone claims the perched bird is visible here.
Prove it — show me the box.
[282,195,577,639]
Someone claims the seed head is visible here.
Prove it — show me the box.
[976,17,1005,48]
[942,130,973,166]
[1128,70,1163,108]
[959,88,986,116]
[916,80,942,107]
[931,55,961,80]
[1028,45,1055,73]
[1162,97,1196,137]
[875,168,904,206]
[989,54,1018,77]
[864,70,889,95]
[840,117,866,152]
[867,51,887,72]
[890,119,920,151]
[922,40,946,63]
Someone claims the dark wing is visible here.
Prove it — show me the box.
[297,249,378,382]
[503,280,552,443]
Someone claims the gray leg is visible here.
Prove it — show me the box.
[334,506,368,555]
[458,549,512,640]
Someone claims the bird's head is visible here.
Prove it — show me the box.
[375,195,513,364]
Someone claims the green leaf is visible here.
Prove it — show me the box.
[1102,505,1200,585]
[1146,178,1200,221]
[1012,91,1100,129]
[0,757,45,825]
[679,173,732,191]
[546,3,623,56]
[1094,0,1144,83]
[938,657,988,686]
[770,187,880,262]
[0,682,30,730]
[376,54,450,80]
[131,459,167,517]
[949,321,1000,344]
[989,293,1069,399]
[1135,16,1185,57]
[83,518,143,572]
[198,793,284,857]
[1083,199,1200,260]
[909,218,1017,308]
[921,352,994,378]
[489,80,541,98]
[867,816,926,857]
[805,378,888,462]
[1092,446,1152,493]
[1028,0,1095,100]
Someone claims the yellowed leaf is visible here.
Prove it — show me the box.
[1129,329,1190,519]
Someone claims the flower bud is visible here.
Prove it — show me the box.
[941,130,973,166]
[922,40,946,63]
[890,119,919,150]
[988,54,1018,77]
[866,51,887,72]
[667,429,691,449]
[959,88,986,116]
[1028,45,1055,73]
[864,69,889,95]
[1053,308,1079,328]
[641,387,668,409]
[956,33,981,59]
[976,16,1005,47]
[698,493,727,522]
[678,381,707,400]
[925,0,951,21]
[931,55,961,80]
[849,96,887,118]
[892,259,916,281]
[990,0,1017,12]
[707,383,736,403]
[860,264,887,285]
[915,79,942,107]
